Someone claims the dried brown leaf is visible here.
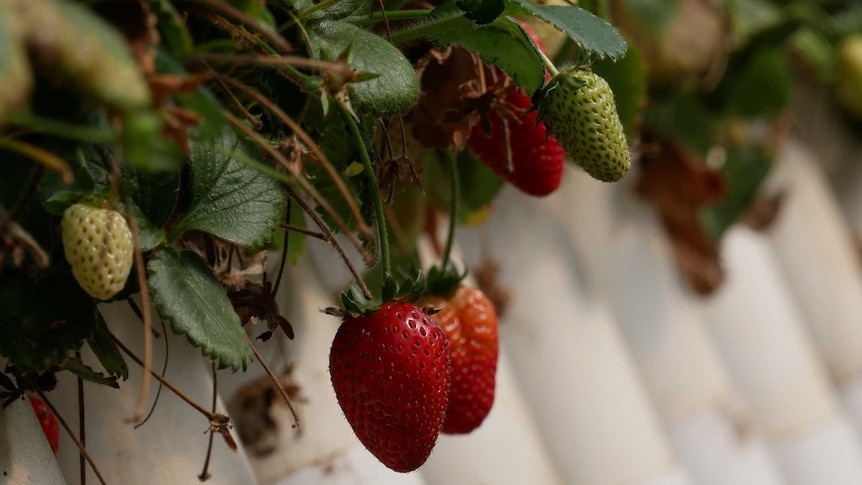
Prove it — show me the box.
[636,135,728,294]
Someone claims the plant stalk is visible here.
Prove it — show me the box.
[340,104,392,281]
[441,152,459,269]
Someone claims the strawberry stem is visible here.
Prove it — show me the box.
[441,152,459,270]
[340,103,392,282]
[537,47,560,78]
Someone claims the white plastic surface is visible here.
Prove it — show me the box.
[0,392,66,485]
[766,139,862,385]
[539,169,785,485]
[460,187,692,485]
[702,227,862,484]
[50,302,258,485]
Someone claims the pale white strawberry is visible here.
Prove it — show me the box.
[62,202,134,300]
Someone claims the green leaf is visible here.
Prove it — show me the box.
[502,2,627,61]
[87,312,129,380]
[645,93,714,158]
[700,145,771,238]
[121,165,180,229]
[723,46,790,119]
[41,151,105,216]
[0,271,97,372]
[456,0,505,24]
[172,128,286,247]
[121,110,186,172]
[424,9,545,94]
[592,38,647,138]
[62,356,119,388]
[148,247,253,371]
[423,149,504,222]
[152,0,194,57]
[119,200,165,251]
[311,21,420,116]
[309,0,372,26]
[0,1,32,121]
[286,198,308,262]
[456,148,504,220]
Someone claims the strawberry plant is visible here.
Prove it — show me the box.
[0,0,859,481]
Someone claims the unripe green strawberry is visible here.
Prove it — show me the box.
[536,67,631,182]
[62,202,133,300]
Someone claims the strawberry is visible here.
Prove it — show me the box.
[329,302,450,472]
[466,20,565,197]
[29,396,59,455]
[468,88,566,196]
[536,67,631,182]
[61,202,134,300]
[420,286,498,434]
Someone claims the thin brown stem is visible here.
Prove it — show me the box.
[127,299,162,339]
[195,53,350,75]
[377,119,394,159]
[198,363,218,482]
[0,138,73,185]
[126,211,154,423]
[36,391,106,485]
[285,188,373,299]
[112,335,216,420]
[375,0,393,41]
[501,118,514,174]
[134,318,170,430]
[271,199,292,296]
[211,75,263,130]
[217,74,372,237]
[201,13,269,59]
[223,111,369,256]
[183,0,293,54]
[279,223,325,240]
[248,341,300,428]
[76,352,86,485]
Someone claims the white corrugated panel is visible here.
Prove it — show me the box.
[540,168,785,485]
[459,187,693,485]
[50,301,258,485]
[0,387,67,485]
[702,227,862,485]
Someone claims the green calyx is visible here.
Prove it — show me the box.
[336,269,427,317]
[425,262,467,298]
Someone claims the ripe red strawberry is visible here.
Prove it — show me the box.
[468,89,566,196]
[466,21,565,197]
[29,396,59,455]
[329,302,450,472]
[421,286,498,434]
